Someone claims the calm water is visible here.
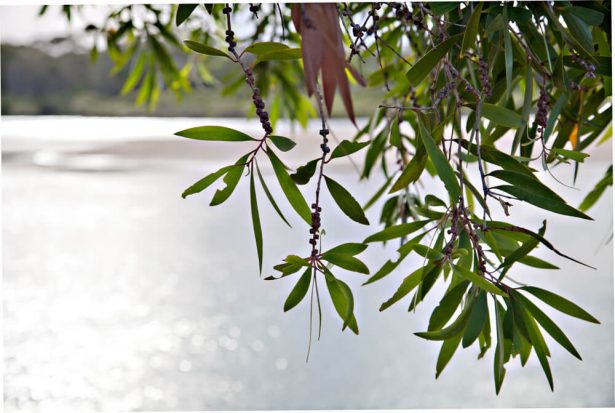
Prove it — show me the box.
[3,116,614,411]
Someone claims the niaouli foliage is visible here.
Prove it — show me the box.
[50,2,612,394]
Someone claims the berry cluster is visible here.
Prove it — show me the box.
[571,53,596,79]
[249,3,260,14]
[434,81,456,106]
[248,84,273,134]
[224,29,237,51]
[309,203,322,257]
[536,86,550,132]
[351,23,367,38]
[319,127,330,154]
[568,81,587,92]
[477,58,492,98]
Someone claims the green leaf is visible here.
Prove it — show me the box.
[120,52,147,95]
[579,166,612,212]
[255,162,291,227]
[390,145,428,192]
[267,149,312,225]
[321,253,369,274]
[364,220,430,243]
[363,234,426,286]
[451,264,508,297]
[480,103,524,129]
[176,4,198,26]
[175,125,256,141]
[268,135,296,152]
[415,291,476,340]
[567,6,604,26]
[411,244,444,260]
[249,171,263,273]
[181,164,234,199]
[324,176,370,225]
[283,267,312,311]
[503,27,513,100]
[330,140,370,159]
[290,158,319,185]
[462,291,488,348]
[513,299,554,390]
[254,48,302,64]
[436,331,463,379]
[380,265,429,311]
[517,255,559,270]
[461,3,483,56]
[498,220,544,270]
[389,118,401,148]
[429,2,458,15]
[461,140,535,176]
[554,148,590,163]
[429,280,470,331]
[324,269,358,333]
[513,291,581,360]
[324,243,367,256]
[406,33,463,87]
[245,41,290,55]
[210,155,248,206]
[494,301,507,394]
[519,286,600,324]
[418,116,461,200]
[184,40,231,59]
[494,184,592,220]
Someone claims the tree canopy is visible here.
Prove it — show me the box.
[48,2,612,394]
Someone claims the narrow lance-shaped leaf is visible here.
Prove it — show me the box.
[175,125,256,141]
[519,286,600,324]
[324,175,370,225]
[176,4,198,26]
[254,48,302,64]
[323,243,368,256]
[323,268,358,334]
[249,171,263,273]
[415,291,477,341]
[181,164,234,199]
[267,149,312,225]
[245,41,290,55]
[210,155,249,206]
[436,331,463,379]
[461,3,483,56]
[364,220,430,243]
[513,291,582,360]
[494,300,507,394]
[290,158,319,185]
[429,280,470,331]
[451,264,508,297]
[380,265,430,311]
[284,267,312,312]
[321,253,369,274]
[184,40,231,59]
[330,140,371,160]
[462,290,488,348]
[255,161,291,227]
[120,52,147,95]
[406,33,463,86]
[418,115,461,201]
[513,298,554,390]
[480,103,524,129]
[268,135,296,152]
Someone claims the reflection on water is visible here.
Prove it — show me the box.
[3,117,614,411]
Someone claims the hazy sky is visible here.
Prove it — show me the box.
[0,5,112,45]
